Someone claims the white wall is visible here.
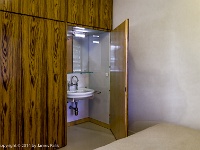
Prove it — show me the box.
[113,0,200,132]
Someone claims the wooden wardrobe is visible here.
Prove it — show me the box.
[0,0,67,149]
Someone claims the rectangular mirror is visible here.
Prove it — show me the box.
[67,25,105,73]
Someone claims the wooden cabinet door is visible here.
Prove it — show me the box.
[0,0,65,21]
[21,16,67,148]
[46,0,66,21]
[67,0,112,31]
[45,19,67,147]
[99,0,112,30]
[21,0,66,21]
[0,12,67,148]
[21,0,46,19]
[67,0,84,25]
[0,11,21,146]
[21,16,47,147]
[0,0,20,13]
[110,19,129,140]
[83,0,99,28]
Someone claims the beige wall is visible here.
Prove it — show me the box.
[113,0,200,132]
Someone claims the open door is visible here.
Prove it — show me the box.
[110,19,129,140]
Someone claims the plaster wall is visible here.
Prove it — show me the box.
[113,0,200,132]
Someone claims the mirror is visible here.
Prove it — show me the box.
[67,26,106,73]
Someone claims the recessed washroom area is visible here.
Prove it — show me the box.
[67,26,110,128]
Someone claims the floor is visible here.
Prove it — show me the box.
[59,122,116,150]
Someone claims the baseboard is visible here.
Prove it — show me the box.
[67,117,90,127]
[89,118,110,129]
[67,117,110,129]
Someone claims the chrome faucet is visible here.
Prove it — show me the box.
[70,75,79,90]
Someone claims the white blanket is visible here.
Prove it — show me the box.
[95,123,200,150]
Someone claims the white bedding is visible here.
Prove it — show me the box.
[95,123,200,150]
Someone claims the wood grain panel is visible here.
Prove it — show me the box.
[0,0,65,21]
[83,0,99,27]
[110,20,129,140]
[67,0,112,30]
[46,19,67,147]
[67,0,84,25]
[99,0,113,30]
[0,0,20,13]
[0,12,21,145]
[46,0,66,21]
[21,0,65,21]
[21,16,46,148]
[0,12,66,148]
[21,0,45,19]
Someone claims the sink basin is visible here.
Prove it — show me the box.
[67,88,95,99]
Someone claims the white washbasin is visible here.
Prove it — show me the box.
[67,88,94,99]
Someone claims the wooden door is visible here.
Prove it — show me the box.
[21,16,67,149]
[46,19,67,147]
[21,16,47,147]
[0,11,21,146]
[110,19,129,140]
[0,12,67,148]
